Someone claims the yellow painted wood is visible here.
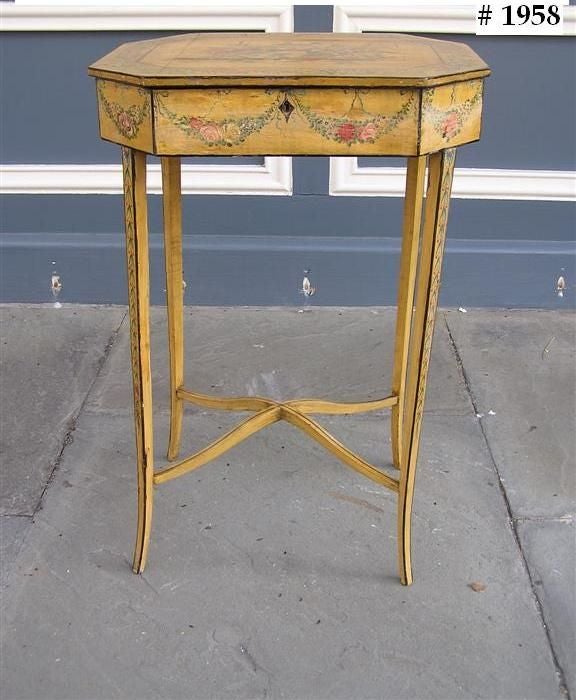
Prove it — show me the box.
[122,147,154,574]
[153,87,420,156]
[177,387,397,415]
[92,32,487,584]
[155,400,399,493]
[284,396,397,415]
[391,156,427,469]
[178,388,275,413]
[164,388,400,490]
[397,149,456,586]
[420,79,484,153]
[281,406,399,492]
[96,79,486,157]
[91,33,489,157]
[161,157,184,462]
[154,406,283,485]
[89,33,489,88]
[97,80,153,152]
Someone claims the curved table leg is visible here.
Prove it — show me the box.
[162,157,184,461]
[121,147,454,584]
[122,147,154,574]
[398,148,456,585]
[391,155,427,470]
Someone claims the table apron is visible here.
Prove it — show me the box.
[96,79,483,156]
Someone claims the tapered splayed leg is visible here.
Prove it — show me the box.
[122,147,154,574]
[397,149,456,585]
[391,156,427,470]
[161,157,184,461]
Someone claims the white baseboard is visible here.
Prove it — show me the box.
[0,160,293,196]
[329,159,576,201]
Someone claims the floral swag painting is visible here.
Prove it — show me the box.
[154,89,418,147]
[98,83,483,147]
[423,83,483,141]
[98,83,150,140]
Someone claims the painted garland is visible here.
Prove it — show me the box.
[155,93,278,147]
[102,85,480,147]
[423,84,483,141]
[98,82,150,140]
[292,90,417,145]
[154,89,417,147]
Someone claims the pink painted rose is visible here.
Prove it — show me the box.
[118,111,135,137]
[199,123,222,142]
[358,122,377,141]
[442,112,460,139]
[336,122,356,142]
[188,117,204,130]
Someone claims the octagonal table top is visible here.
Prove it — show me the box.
[88,32,490,88]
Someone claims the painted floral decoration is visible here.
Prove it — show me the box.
[155,89,417,147]
[98,83,150,140]
[288,90,416,145]
[423,83,483,141]
[441,112,460,139]
[156,95,278,147]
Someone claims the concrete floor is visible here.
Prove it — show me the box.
[1,305,574,700]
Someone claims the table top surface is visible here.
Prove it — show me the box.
[89,32,490,88]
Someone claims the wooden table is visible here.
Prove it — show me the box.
[89,32,489,585]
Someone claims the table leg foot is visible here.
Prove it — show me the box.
[397,149,456,586]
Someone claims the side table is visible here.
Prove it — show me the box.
[89,32,489,585]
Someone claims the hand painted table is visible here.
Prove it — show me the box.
[89,32,489,585]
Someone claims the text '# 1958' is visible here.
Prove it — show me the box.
[475,2,567,34]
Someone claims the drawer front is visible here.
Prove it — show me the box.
[153,87,420,156]
[96,80,153,152]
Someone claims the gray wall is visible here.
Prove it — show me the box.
[1,6,575,307]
